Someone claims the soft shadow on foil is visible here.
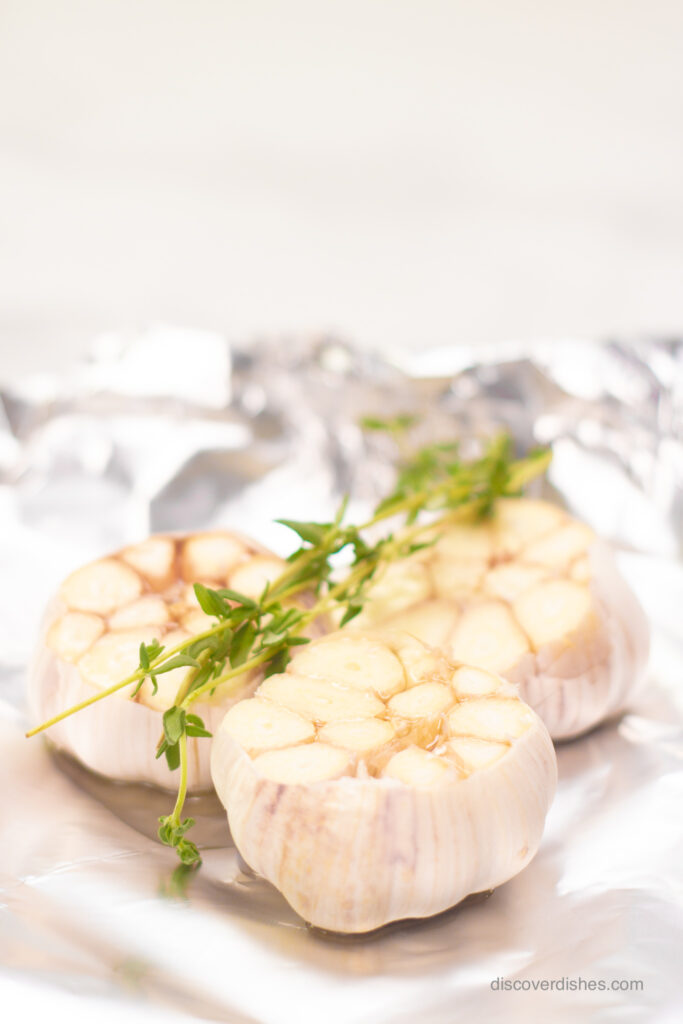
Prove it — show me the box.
[1,331,681,1023]
[45,744,501,967]
[49,745,230,848]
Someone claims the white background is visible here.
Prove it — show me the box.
[1,0,683,379]
[1,9,681,1020]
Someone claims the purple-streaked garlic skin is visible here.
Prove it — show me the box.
[212,629,557,933]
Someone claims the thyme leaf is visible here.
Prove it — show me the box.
[27,428,552,868]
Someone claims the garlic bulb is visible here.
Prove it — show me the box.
[211,629,557,933]
[352,499,649,740]
[29,531,293,791]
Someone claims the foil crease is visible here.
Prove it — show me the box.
[1,330,682,1023]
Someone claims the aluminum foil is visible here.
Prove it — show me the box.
[1,329,682,1023]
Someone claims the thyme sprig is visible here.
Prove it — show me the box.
[27,431,551,867]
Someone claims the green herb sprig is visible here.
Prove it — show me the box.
[27,429,551,867]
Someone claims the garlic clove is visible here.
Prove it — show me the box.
[212,629,557,933]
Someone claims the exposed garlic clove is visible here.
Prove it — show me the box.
[228,556,288,600]
[134,626,195,711]
[212,629,556,933]
[288,633,405,698]
[109,595,170,630]
[181,608,217,635]
[355,498,649,740]
[482,563,549,602]
[351,559,433,625]
[447,736,509,772]
[447,696,536,741]
[181,532,246,581]
[46,612,104,663]
[121,537,175,588]
[449,601,531,674]
[521,522,595,570]
[387,680,454,748]
[318,717,396,755]
[78,627,163,693]
[252,743,352,784]
[569,555,591,583]
[511,541,649,740]
[221,698,315,757]
[162,627,192,647]
[512,579,592,648]
[433,522,495,560]
[430,558,487,599]
[382,746,454,786]
[450,665,507,697]
[179,582,208,609]
[29,531,290,791]
[258,672,385,722]
[383,630,449,687]
[379,599,460,649]
[60,558,142,614]
[492,497,566,554]
[388,682,454,720]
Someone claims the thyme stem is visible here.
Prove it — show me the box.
[25,430,552,867]
[171,731,189,825]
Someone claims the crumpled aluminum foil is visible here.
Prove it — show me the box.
[1,329,681,1023]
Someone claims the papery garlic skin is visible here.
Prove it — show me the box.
[29,532,295,791]
[353,499,649,740]
[211,630,557,933]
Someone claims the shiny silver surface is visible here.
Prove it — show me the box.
[1,331,681,1022]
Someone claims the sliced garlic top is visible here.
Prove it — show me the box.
[353,498,649,740]
[29,530,293,791]
[211,629,557,933]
